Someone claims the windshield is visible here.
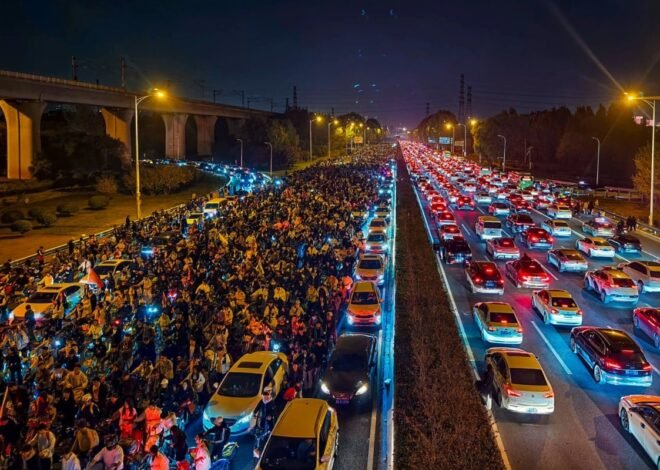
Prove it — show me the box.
[205,203,219,209]
[612,278,635,288]
[489,312,517,324]
[651,270,660,279]
[563,252,582,260]
[510,368,547,386]
[351,291,378,305]
[610,349,646,366]
[593,240,609,246]
[359,259,382,270]
[331,352,367,372]
[94,265,117,275]
[218,372,261,398]
[370,220,385,227]
[498,239,514,247]
[484,222,501,229]
[551,297,577,308]
[27,292,57,303]
[260,436,317,470]
[520,261,543,273]
[554,221,568,227]
[367,234,386,242]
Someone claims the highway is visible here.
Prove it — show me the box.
[212,162,397,470]
[405,142,660,470]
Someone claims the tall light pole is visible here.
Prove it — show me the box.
[446,123,455,154]
[309,116,323,161]
[327,119,338,158]
[134,88,166,220]
[457,123,467,157]
[591,137,600,186]
[626,93,658,225]
[497,134,507,172]
[264,142,273,176]
[236,138,243,167]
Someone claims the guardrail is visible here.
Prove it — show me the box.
[593,208,660,238]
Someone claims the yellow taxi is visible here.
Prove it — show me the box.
[256,398,339,470]
[485,347,555,415]
[347,280,382,326]
[532,289,583,326]
[203,351,288,434]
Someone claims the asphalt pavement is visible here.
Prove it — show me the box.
[411,164,660,470]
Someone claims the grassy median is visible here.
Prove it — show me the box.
[394,155,504,469]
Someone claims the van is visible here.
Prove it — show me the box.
[475,216,502,240]
[203,198,223,217]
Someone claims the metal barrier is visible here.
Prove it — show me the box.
[596,208,660,238]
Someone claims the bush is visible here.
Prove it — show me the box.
[34,212,57,227]
[1,209,25,224]
[394,155,504,469]
[96,175,119,194]
[56,202,80,216]
[88,195,110,210]
[121,166,198,195]
[28,207,46,219]
[10,219,32,234]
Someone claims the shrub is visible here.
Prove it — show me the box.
[28,207,46,219]
[96,175,119,194]
[35,212,57,227]
[56,202,80,216]
[88,195,110,210]
[10,219,32,234]
[121,166,198,195]
[1,209,25,224]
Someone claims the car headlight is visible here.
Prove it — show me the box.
[236,412,253,426]
[356,383,369,396]
[203,410,210,422]
[320,382,330,394]
[347,315,354,325]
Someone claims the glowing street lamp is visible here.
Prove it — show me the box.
[135,88,167,219]
[328,119,339,158]
[626,92,659,225]
[446,123,455,154]
[309,115,323,161]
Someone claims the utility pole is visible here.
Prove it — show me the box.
[213,89,222,104]
[120,57,126,88]
[498,134,507,171]
[71,56,79,81]
[591,137,601,186]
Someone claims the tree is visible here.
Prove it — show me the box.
[632,143,660,203]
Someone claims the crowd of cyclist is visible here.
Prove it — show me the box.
[0,146,391,469]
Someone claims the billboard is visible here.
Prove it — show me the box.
[439,137,452,145]
[354,136,364,144]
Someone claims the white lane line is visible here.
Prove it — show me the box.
[366,329,383,470]
[461,223,472,235]
[530,320,573,375]
[615,254,631,263]
[539,261,559,280]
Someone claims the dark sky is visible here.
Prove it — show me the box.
[3,0,660,128]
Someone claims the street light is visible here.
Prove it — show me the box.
[497,134,507,171]
[309,115,323,161]
[457,123,467,157]
[264,142,273,176]
[328,119,338,158]
[591,137,600,186]
[134,88,167,220]
[626,92,658,225]
[446,123,455,154]
[236,138,243,168]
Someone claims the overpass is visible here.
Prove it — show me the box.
[0,70,276,179]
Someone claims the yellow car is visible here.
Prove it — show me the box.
[485,347,554,415]
[347,281,382,326]
[11,283,83,321]
[532,289,582,326]
[473,302,523,344]
[203,351,288,434]
[185,212,204,225]
[257,398,339,470]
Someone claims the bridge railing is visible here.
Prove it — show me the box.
[0,69,126,94]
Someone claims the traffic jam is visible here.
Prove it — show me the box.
[400,140,660,468]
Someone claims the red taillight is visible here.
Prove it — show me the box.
[604,358,622,370]
[487,326,496,332]
[642,363,652,371]
[548,236,554,242]
[576,310,583,315]
[544,391,554,398]
[516,327,523,333]
[473,276,483,284]
[550,308,558,314]
[505,385,522,398]
[498,279,504,285]
[531,236,539,242]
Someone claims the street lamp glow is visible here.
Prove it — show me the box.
[470,118,477,126]
[315,115,323,123]
[446,123,453,130]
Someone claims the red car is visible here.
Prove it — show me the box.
[519,228,554,250]
[505,255,551,288]
[456,196,475,211]
[633,307,660,349]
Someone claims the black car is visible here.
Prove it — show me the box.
[320,333,377,404]
[506,214,535,233]
[608,234,642,254]
[141,231,181,258]
[570,327,652,386]
[440,237,472,264]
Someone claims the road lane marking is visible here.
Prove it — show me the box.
[530,320,573,375]
[539,261,559,280]
[367,329,383,470]
[461,223,472,235]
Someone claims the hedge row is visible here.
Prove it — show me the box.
[394,155,504,469]
[120,166,198,195]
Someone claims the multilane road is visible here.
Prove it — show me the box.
[411,158,660,469]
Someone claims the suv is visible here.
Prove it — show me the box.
[584,267,639,304]
[618,261,660,293]
[475,216,502,241]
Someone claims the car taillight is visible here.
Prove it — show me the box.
[473,276,483,284]
[531,236,539,242]
[516,327,523,333]
[487,326,495,332]
[548,236,554,242]
[550,308,558,314]
[498,279,504,285]
[576,310,583,315]
[604,358,622,370]
[544,391,554,398]
[505,385,522,398]
[642,363,652,372]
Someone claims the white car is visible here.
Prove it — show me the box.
[473,302,522,343]
[80,259,136,285]
[474,192,492,204]
[619,395,660,468]
[11,283,83,321]
[584,268,639,304]
[576,237,615,258]
[618,261,660,293]
[368,218,388,234]
[547,204,572,219]
[542,219,571,237]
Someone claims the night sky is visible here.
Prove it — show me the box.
[3,0,660,128]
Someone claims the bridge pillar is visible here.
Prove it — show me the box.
[226,118,245,136]
[162,114,188,159]
[100,107,134,166]
[194,115,217,157]
[0,100,46,180]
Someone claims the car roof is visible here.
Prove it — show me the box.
[555,249,579,255]
[97,259,127,266]
[272,399,328,438]
[546,289,572,298]
[479,216,499,222]
[481,302,514,313]
[501,350,542,370]
[353,281,378,292]
[38,283,79,292]
[335,333,376,354]
[639,261,660,270]
[602,269,629,279]
[596,328,635,347]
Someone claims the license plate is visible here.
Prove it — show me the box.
[335,398,350,404]
[485,281,497,287]
[539,239,547,243]
[626,370,638,376]
[527,407,538,413]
